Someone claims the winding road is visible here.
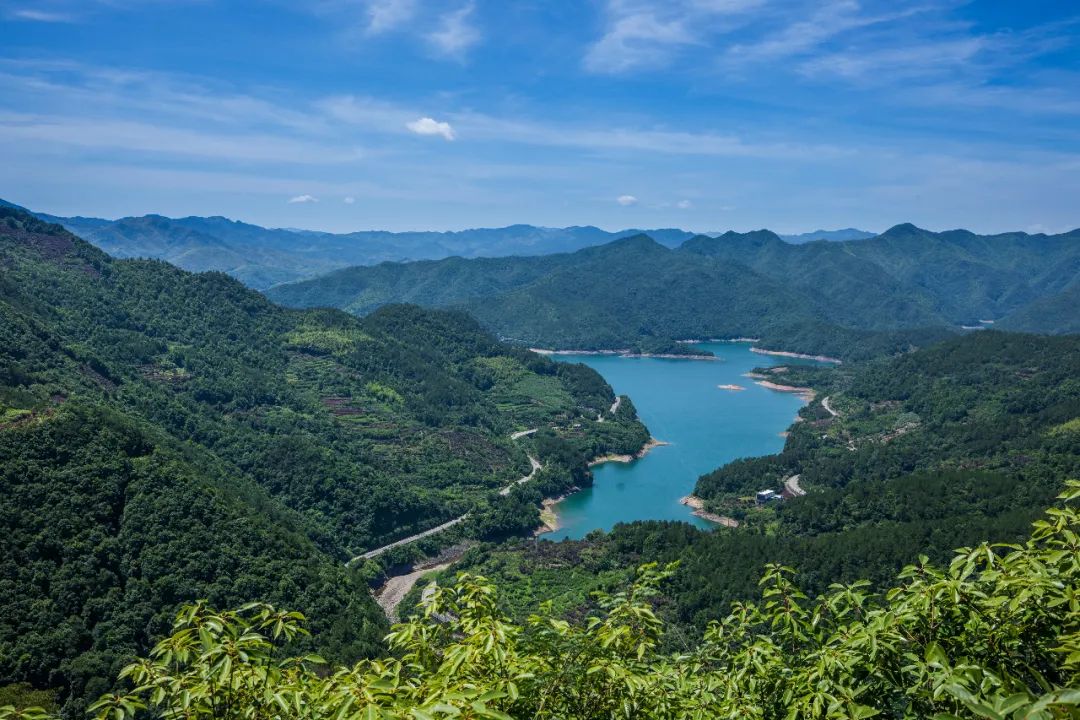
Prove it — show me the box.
[347,428,543,565]
[348,515,470,565]
[821,396,839,418]
[499,453,542,495]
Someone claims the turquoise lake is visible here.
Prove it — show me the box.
[547,342,820,540]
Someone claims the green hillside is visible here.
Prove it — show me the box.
[997,283,1080,334]
[267,253,576,317]
[0,206,648,711]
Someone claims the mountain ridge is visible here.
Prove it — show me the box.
[11,197,885,288]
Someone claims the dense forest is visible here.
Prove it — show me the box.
[268,224,1080,360]
[0,206,648,712]
[7,484,1080,719]
[427,331,1080,638]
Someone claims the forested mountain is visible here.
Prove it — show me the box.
[997,283,1080,334]
[427,331,1080,635]
[0,205,648,710]
[269,224,1079,359]
[47,213,347,290]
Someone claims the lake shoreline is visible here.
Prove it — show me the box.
[750,347,843,364]
[538,437,670,535]
[754,379,816,401]
[588,437,670,467]
[530,348,717,361]
[529,342,841,364]
[680,495,739,528]
[536,491,577,535]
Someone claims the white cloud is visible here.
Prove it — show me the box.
[617,194,639,206]
[343,196,357,204]
[676,199,693,209]
[364,0,416,34]
[288,194,319,204]
[406,116,456,140]
[426,2,480,60]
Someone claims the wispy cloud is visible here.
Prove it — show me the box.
[319,0,481,62]
[2,41,1077,234]
[0,60,848,169]
[451,110,849,160]
[585,0,763,74]
[798,37,988,81]
[585,9,695,73]
[0,111,362,165]
[8,8,77,22]
[6,0,206,24]
[616,194,639,206]
[363,0,416,34]
[723,1,930,65]
[426,2,480,60]
[288,194,319,204]
[406,116,455,140]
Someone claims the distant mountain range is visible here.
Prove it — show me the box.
[0,198,874,289]
[778,228,877,243]
[268,224,1080,360]
[6,197,1075,356]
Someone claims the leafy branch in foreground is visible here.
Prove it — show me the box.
[6,482,1079,720]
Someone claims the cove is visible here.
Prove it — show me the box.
[546,342,822,540]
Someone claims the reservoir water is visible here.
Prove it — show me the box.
[547,342,820,540]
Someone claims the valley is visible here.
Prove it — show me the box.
[1,200,1078,718]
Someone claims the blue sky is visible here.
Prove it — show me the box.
[1,0,1078,234]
